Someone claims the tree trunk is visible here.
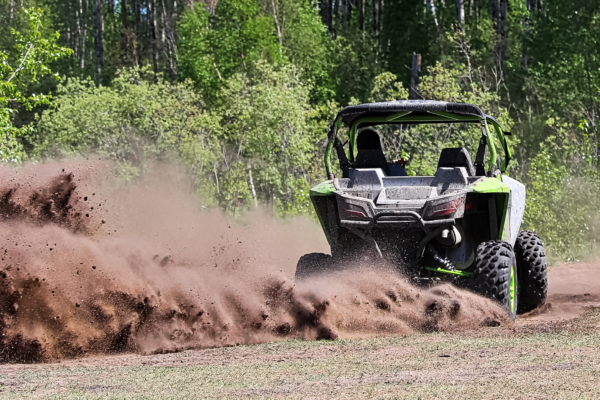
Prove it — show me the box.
[489,0,499,28]
[134,0,143,68]
[372,0,381,41]
[358,0,364,30]
[410,53,422,99]
[120,0,131,66]
[341,0,346,26]
[426,0,438,26]
[496,0,508,66]
[9,0,14,23]
[345,0,352,28]
[320,0,334,34]
[79,0,87,70]
[489,0,507,67]
[247,165,257,207]
[121,0,129,30]
[149,0,159,79]
[64,0,72,48]
[209,0,218,14]
[455,0,464,26]
[74,0,81,57]
[526,0,537,12]
[93,0,104,83]
[160,0,177,81]
[271,0,283,47]
[584,54,598,158]
[499,0,507,34]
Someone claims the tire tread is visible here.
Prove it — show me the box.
[471,240,516,318]
[515,230,548,313]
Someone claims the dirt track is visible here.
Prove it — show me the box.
[0,261,594,373]
[0,277,598,399]
[519,262,600,324]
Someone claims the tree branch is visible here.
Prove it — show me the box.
[7,41,35,83]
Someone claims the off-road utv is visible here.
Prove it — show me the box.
[296,100,547,318]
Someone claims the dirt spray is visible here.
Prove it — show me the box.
[0,162,509,363]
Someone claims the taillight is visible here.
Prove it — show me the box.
[425,198,463,219]
[346,210,366,218]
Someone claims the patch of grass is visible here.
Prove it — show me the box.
[1,310,600,399]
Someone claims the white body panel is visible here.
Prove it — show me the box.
[501,175,527,246]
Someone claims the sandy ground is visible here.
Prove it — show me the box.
[518,262,600,324]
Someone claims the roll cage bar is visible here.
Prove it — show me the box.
[324,100,512,180]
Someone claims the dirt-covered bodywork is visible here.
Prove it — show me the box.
[300,100,547,317]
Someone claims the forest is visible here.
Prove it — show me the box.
[1,0,600,260]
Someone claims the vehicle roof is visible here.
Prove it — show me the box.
[338,100,495,127]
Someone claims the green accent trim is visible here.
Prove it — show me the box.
[483,120,497,173]
[324,128,336,178]
[324,110,510,178]
[427,111,481,121]
[510,263,516,313]
[310,197,333,246]
[310,180,336,197]
[348,112,479,159]
[426,267,473,277]
[471,177,510,193]
[487,118,511,172]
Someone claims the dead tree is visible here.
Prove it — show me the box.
[409,53,422,100]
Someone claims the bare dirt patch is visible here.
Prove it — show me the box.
[517,262,600,325]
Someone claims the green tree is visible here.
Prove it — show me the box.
[34,68,222,187]
[218,60,321,214]
[178,0,282,102]
[0,8,72,163]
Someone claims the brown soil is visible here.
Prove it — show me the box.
[517,262,600,324]
[0,160,595,366]
[0,162,511,364]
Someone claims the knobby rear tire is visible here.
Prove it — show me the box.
[295,253,334,280]
[515,230,548,314]
[470,240,518,319]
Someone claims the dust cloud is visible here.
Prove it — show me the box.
[0,161,508,363]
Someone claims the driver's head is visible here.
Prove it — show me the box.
[357,129,383,151]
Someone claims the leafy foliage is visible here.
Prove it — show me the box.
[36,61,321,215]
[4,0,600,259]
[0,8,72,162]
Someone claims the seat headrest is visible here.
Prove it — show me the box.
[437,147,475,176]
[354,129,390,175]
[357,129,383,150]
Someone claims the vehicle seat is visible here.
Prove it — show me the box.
[437,147,476,177]
[353,129,390,175]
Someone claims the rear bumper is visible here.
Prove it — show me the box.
[340,210,454,230]
[340,210,457,265]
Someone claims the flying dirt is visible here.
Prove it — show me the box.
[0,161,550,363]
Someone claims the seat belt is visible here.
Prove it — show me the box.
[334,138,350,178]
[474,136,487,177]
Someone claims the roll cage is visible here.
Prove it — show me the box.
[324,100,512,180]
